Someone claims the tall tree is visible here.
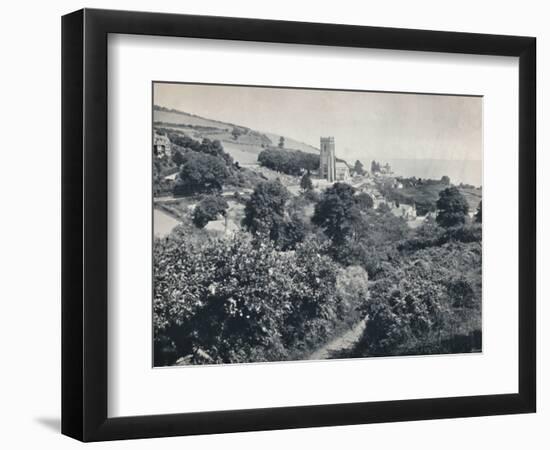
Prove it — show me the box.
[171,149,185,166]
[436,186,469,228]
[192,195,229,228]
[300,172,313,191]
[278,136,285,148]
[354,160,365,176]
[312,182,358,245]
[174,151,228,196]
[441,175,451,186]
[242,180,290,240]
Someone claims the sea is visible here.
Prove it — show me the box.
[383,159,482,187]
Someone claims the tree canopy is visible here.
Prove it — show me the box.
[192,195,229,228]
[300,172,313,191]
[258,147,320,175]
[354,160,365,176]
[174,151,229,196]
[242,180,290,241]
[312,182,359,245]
[355,192,374,211]
[436,187,469,228]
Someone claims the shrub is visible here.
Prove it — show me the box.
[242,180,290,240]
[355,192,374,210]
[353,240,481,357]
[312,183,358,245]
[174,151,228,196]
[153,233,351,365]
[436,186,469,228]
[335,266,369,322]
[300,172,314,191]
[192,195,229,228]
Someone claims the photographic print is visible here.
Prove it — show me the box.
[152,82,482,367]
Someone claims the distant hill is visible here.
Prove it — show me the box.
[153,106,321,166]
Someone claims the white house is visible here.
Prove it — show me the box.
[154,133,171,158]
[335,161,351,181]
[391,202,417,220]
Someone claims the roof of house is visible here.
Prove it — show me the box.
[335,161,349,169]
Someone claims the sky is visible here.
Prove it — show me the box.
[154,82,482,163]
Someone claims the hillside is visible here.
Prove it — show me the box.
[154,106,320,166]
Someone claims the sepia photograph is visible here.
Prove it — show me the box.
[152,82,483,367]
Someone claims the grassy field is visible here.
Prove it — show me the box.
[262,131,319,154]
[154,109,232,129]
[220,141,264,165]
[154,107,321,168]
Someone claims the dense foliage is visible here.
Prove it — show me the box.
[436,186,470,228]
[346,217,482,357]
[354,160,365,176]
[300,172,314,191]
[192,195,229,228]
[167,134,234,166]
[355,192,374,211]
[475,200,482,223]
[242,180,290,239]
[153,158,179,196]
[331,208,409,277]
[258,147,320,175]
[356,239,481,356]
[174,151,229,195]
[241,180,310,250]
[312,183,359,245]
[153,232,365,365]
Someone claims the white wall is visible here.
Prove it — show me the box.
[0,0,546,448]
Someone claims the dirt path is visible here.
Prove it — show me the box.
[308,317,368,361]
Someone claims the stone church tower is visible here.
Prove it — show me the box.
[320,136,336,182]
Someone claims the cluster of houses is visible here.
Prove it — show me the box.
[154,131,422,222]
[356,183,418,221]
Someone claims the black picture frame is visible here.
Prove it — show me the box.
[62,8,536,442]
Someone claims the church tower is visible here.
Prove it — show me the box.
[320,137,336,182]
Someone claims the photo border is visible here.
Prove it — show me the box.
[62,8,536,441]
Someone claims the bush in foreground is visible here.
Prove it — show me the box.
[153,233,365,365]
